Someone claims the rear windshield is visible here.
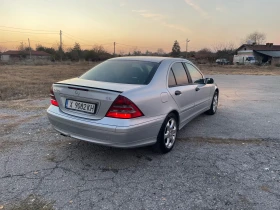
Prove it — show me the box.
[80,60,160,85]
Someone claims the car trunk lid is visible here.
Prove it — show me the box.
[52,78,143,120]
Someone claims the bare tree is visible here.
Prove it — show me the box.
[118,50,125,56]
[196,48,215,63]
[212,42,236,62]
[157,48,165,56]
[92,45,107,54]
[212,42,235,52]
[17,42,29,58]
[245,31,266,45]
[18,42,26,51]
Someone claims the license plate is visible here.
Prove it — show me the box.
[65,100,96,114]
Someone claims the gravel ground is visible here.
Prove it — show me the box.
[0,75,280,210]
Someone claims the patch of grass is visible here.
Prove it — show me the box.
[0,62,99,100]
[45,154,56,162]
[0,140,23,152]
[48,139,73,148]
[7,194,54,210]
[1,63,280,101]
[260,185,271,192]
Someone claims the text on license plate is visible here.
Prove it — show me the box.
[66,100,96,114]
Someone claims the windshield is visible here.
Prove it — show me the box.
[80,60,160,85]
[247,57,255,61]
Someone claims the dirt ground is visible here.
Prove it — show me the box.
[0,63,279,101]
[1,75,280,209]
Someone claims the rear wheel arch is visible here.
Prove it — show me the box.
[215,88,219,96]
[168,110,180,127]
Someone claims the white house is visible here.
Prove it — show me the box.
[234,43,280,65]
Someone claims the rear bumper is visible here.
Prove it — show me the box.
[47,105,164,148]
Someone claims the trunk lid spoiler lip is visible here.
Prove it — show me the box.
[53,83,123,93]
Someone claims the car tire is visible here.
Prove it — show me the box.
[153,113,178,154]
[206,91,218,115]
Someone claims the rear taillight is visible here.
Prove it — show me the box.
[50,85,59,107]
[105,96,144,119]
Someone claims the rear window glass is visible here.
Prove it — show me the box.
[168,71,176,87]
[80,60,160,85]
[171,63,189,86]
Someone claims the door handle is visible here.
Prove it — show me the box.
[195,87,200,91]
[175,90,182,96]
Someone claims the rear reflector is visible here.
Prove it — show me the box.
[51,99,59,107]
[50,85,59,107]
[105,96,144,119]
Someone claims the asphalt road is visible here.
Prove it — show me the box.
[0,75,280,210]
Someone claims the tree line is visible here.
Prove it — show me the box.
[16,42,112,62]
[6,31,266,63]
[15,41,236,63]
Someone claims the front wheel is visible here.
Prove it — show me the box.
[153,113,178,154]
[206,91,218,115]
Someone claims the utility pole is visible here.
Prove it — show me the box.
[186,39,190,59]
[60,30,62,62]
[114,42,116,56]
[28,38,31,59]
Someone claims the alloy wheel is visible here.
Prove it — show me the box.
[212,94,218,112]
[164,118,177,149]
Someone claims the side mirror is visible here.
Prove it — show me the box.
[205,78,214,84]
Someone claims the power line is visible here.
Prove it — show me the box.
[63,32,93,44]
[0,40,25,43]
[0,38,58,44]
[63,33,89,45]
[64,31,115,46]
[64,32,160,50]
[63,33,112,47]
[34,41,58,45]
[116,43,137,47]
[0,29,57,34]
[80,43,112,46]
[101,43,113,46]
[116,42,161,50]
[0,25,57,32]
[1,28,167,52]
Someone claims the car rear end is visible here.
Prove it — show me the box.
[47,59,165,148]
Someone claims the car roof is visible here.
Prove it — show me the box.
[109,56,190,63]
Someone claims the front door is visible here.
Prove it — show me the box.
[184,63,212,113]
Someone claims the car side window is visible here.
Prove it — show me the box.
[168,71,177,87]
[171,63,189,86]
[185,63,204,84]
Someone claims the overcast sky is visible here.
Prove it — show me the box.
[1,0,279,53]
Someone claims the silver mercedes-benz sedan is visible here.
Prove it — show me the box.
[47,56,219,153]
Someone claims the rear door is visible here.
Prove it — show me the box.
[167,62,196,125]
[184,62,212,113]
